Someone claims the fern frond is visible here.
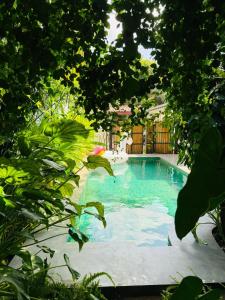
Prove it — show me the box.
[81,272,115,288]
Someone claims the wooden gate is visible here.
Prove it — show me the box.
[109,123,172,154]
[126,125,143,154]
[146,122,172,154]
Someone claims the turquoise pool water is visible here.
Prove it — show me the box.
[76,157,187,246]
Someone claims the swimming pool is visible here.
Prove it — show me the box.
[76,157,187,247]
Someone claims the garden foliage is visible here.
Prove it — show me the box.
[149,1,225,239]
[162,276,222,300]
[1,0,225,299]
[0,77,113,298]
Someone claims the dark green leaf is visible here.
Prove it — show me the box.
[198,289,221,299]
[68,228,89,251]
[208,192,225,211]
[36,245,55,258]
[0,266,29,300]
[18,136,31,156]
[64,253,80,280]
[175,128,225,239]
[170,276,203,300]
[71,174,80,187]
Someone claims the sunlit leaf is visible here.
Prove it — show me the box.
[85,155,113,176]
[84,201,106,227]
[59,182,74,197]
[84,210,107,228]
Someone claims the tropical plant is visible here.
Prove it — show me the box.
[0,113,110,242]
[142,0,225,241]
[0,0,153,136]
[0,73,114,298]
[161,276,222,300]
[149,1,225,298]
[0,251,113,299]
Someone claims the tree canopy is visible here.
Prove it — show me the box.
[0,0,156,136]
[152,0,225,166]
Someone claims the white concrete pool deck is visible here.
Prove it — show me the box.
[11,154,225,288]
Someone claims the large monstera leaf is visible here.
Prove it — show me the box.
[175,127,225,239]
[18,117,95,170]
[0,116,101,219]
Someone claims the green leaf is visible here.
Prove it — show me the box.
[82,272,115,287]
[68,228,89,251]
[0,186,5,197]
[20,208,44,221]
[70,202,83,216]
[17,231,36,241]
[0,165,28,181]
[1,197,15,207]
[58,120,89,139]
[170,276,203,300]
[65,158,76,171]
[59,182,74,197]
[84,210,107,228]
[18,136,31,156]
[64,253,80,280]
[208,192,225,211]
[42,119,90,141]
[71,174,80,187]
[18,251,43,271]
[22,189,53,202]
[175,128,225,239]
[85,201,104,217]
[0,266,29,300]
[198,289,221,299]
[0,186,15,207]
[29,134,49,144]
[84,201,106,227]
[90,295,99,300]
[85,155,114,176]
[36,245,55,258]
